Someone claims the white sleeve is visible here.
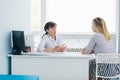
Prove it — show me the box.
[37,36,47,52]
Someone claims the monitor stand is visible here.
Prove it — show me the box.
[13,49,22,55]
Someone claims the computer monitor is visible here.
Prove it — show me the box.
[11,30,26,54]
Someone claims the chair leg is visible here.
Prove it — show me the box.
[89,74,92,80]
[103,78,110,80]
[97,77,102,80]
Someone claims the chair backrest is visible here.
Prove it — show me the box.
[96,54,120,64]
[96,53,120,79]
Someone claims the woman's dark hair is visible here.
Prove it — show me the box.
[42,21,57,38]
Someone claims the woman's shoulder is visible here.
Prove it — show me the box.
[93,33,103,37]
[92,33,104,40]
[42,34,49,40]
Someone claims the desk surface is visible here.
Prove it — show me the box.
[0,74,39,80]
[8,52,95,59]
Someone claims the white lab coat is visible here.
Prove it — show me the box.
[37,34,63,52]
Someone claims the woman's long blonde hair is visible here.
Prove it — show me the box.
[92,17,111,41]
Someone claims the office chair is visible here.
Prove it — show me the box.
[96,54,120,80]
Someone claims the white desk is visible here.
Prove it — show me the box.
[8,52,94,80]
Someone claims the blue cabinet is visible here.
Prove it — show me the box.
[0,74,39,80]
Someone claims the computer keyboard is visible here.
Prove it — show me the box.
[66,48,82,52]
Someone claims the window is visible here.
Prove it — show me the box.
[31,0,118,51]
[45,0,117,34]
[31,0,41,31]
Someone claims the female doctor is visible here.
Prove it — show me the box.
[37,21,67,52]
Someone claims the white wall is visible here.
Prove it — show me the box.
[0,0,31,74]
[118,0,120,53]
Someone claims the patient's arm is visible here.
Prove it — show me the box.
[81,47,94,54]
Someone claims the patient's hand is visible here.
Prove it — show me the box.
[81,47,86,54]
[81,47,94,54]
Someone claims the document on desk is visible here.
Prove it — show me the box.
[21,52,82,56]
[49,52,95,59]
[21,52,95,58]
[49,52,82,56]
[21,52,52,56]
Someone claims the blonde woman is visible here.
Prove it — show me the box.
[81,17,118,80]
[82,17,115,54]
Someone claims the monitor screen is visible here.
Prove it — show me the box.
[12,30,26,53]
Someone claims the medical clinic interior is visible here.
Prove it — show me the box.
[0,0,120,80]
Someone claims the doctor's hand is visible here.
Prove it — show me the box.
[55,46,61,52]
[60,44,67,52]
[55,44,67,52]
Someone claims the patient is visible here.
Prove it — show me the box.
[37,21,67,52]
[81,17,118,80]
